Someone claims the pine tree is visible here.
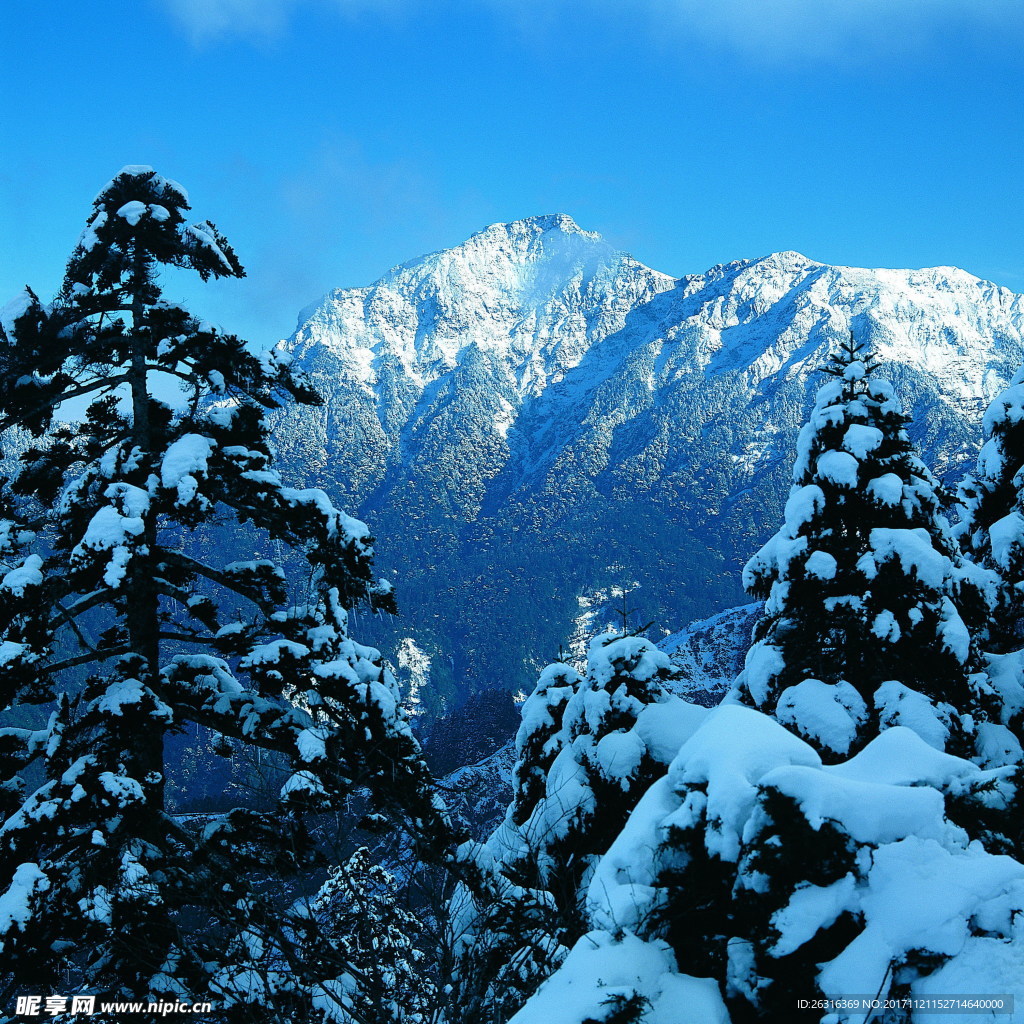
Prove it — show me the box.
[732,335,994,761]
[449,634,682,1024]
[507,660,581,830]
[954,368,1024,753]
[956,366,1024,654]
[444,659,581,1024]
[0,167,454,1016]
[517,633,676,941]
[308,847,437,1024]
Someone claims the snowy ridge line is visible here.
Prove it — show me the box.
[268,212,1024,706]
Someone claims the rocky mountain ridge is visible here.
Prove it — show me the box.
[270,215,1024,706]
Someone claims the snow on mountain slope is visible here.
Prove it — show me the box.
[269,216,1024,702]
[661,603,762,707]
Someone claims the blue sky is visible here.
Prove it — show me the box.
[3,0,1023,348]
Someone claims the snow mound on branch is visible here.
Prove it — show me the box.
[73,483,150,587]
[666,705,822,862]
[842,423,883,458]
[507,931,729,1024]
[874,680,953,751]
[869,528,947,588]
[816,837,1024,1007]
[116,201,148,226]
[776,679,867,756]
[0,290,36,336]
[2,555,43,597]
[570,707,1024,1024]
[815,449,859,487]
[161,434,216,505]
[0,863,50,943]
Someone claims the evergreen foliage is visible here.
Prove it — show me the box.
[505,338,1024,1024]
[0,167,454,1017]
[733,335,995,760]
[308,847,437,1024]
[956,365,1024,654]
[450,634,683,1024]
[443,660,581,1024]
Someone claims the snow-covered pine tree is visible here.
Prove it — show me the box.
[308,847,437,1024]
[449,635,687,1024]
[956,367,1024,655]
[954,370,1024,757]
[444,659,581,1024]
[732,334,995,761]
[508,661,581,830]
[559,706,1024,1024]
[507,634,675,946]
[0,167,454,1017]
[519,633,677,944]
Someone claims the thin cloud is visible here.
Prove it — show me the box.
[654,0,1023,63]
[161,0,297,44]
[161,0,399,44]
[160,0,1024,60]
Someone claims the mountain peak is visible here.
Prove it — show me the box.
[488,212,597,237]
[463,212,605,250]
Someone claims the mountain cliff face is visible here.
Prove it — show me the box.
[270,215,1024,705]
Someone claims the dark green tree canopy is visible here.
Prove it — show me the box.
[0,167,452,1018]
[733,336,997,761]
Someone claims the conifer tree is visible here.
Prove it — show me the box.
[519,633,676,939]
[0,167,453,1017]
[309,847,437,1024]
[732,335,994,760]
[449,635,682,1024]
[507,660,581,830]
[956,367,1024,652]
[444,659,581,1024]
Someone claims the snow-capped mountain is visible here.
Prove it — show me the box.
[270,215,1024,701]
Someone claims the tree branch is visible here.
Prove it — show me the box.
[44,645,132,675]
[0,374,131,434]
